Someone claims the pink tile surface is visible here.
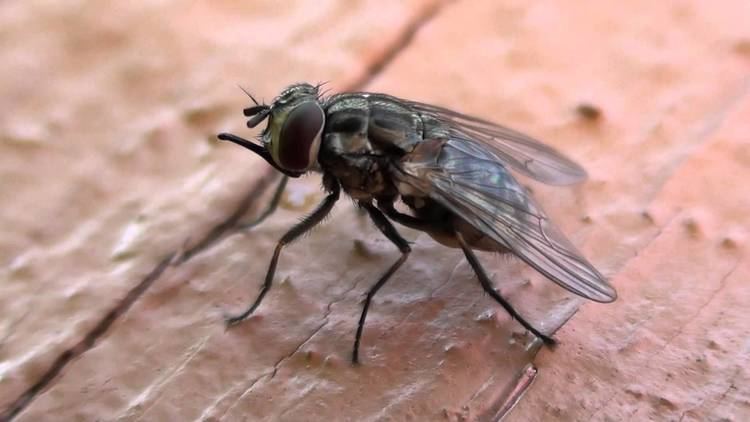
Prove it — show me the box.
[1,0,749,420]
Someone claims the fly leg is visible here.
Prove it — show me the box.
[378,200,433,231]
[455,230,556,346]
[225,178,340,326]
[236,175,288,230]
[353,203,411,364]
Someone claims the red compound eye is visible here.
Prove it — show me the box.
[278,102,324,171]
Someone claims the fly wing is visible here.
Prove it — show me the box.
[408,101,587,185]
[392,138,616,303]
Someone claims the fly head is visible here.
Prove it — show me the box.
[219,83,325,177]
[261,83,325,173]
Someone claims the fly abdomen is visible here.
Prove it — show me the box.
[402,195,506,252]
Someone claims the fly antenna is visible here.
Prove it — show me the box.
[237,84,261,106]
[315,80,331,92]
[316,81,332,100]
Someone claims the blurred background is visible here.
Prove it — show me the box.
[1,1,749,420]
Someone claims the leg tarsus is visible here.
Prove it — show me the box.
[224,241,281,326]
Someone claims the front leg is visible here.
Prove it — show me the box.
[377,199,433,232]
[225,176,340,325]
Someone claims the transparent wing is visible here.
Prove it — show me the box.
[408,101,587,185]
[393,138,616,302]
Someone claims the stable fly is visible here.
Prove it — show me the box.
[218,82,617,364]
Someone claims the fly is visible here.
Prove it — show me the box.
[217,82,617,364]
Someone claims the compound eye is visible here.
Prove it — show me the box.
[277,102,324,171]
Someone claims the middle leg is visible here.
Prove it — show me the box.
[353,203,412,364]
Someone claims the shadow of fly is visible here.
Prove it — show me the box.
[218,82,617,364]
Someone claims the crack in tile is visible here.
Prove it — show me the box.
[209,371,274,422]
[269,318,329,380]
[588,236,740,421]
[175,171,279,264]
[0,253,175,422]
[219,319,330,421]
[699,372,739,419]
[212,265,365,421]
[350,0,451,89]
[653,261,740,358]
[0,172,279,422]
[600,262,742,421]
[195,210,397,420]
[195,364,280,422]
[276,382,321,421]
[677,367,740,421]
[127,334,213,422]
[642,77,750,204]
